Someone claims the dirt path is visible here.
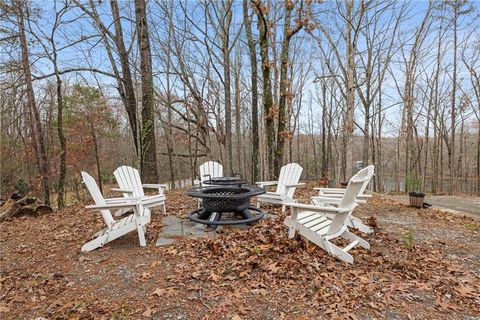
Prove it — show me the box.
[380,194,480,218]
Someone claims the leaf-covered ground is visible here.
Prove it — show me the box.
[1,186,479,319]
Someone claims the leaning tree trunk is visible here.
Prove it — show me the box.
[111,0,139,156]
[16,0,50,205]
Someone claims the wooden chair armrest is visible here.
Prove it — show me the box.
[284,183,306,188]
[311,196,342,203]
[142,183,167,189]
[284,202,354,214]
[256,181,278,187]
[111,188,133,193]
[86,202,140,210]
[104,196,141,203]
[358,194,372,198]
[317,187,346,193]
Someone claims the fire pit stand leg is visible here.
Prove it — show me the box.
[238,209,253,220]
[197,209,210,220]
[207,211,221,229]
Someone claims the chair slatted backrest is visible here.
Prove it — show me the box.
[114,166,144,198]
[199,161,223,184]
[276,163,303,198]
[358,165,375,195]
[327,167,370,234]
[81,171,115,227]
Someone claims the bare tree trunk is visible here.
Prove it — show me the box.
[222,0,233,175]
[243,0,259,183]
[321,81,328,177]
[423,84,433,193]
[54,59,66,209]
[477,125,480,194]
[234,48,242,176]
[135,0,158,183]
[344,0,355,181]
[274,1,303,177]
[164,10,175,187]
[254,0,274,179]
[432,24,442,194]
[376,91,383,192]
[16,0,50,205]
[449,5,458,194]
[457,115,464,191]
[90,122,102,193]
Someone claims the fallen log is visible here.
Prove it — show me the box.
[0,196,53,222]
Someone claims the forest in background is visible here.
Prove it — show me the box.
[1,0,479,209]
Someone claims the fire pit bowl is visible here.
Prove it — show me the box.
[186,186,266,227]
[202,176,248,187]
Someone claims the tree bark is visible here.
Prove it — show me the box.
[135,0,159,183]
[254,0,275,179]
[53,55,66,209]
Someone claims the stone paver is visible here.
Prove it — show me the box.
[156,213,276,246]
[156,216,214,246]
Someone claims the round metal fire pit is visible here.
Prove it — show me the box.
[186,186,266,227]
[202,176,248,187]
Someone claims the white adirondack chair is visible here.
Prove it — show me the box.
[194,161,224,187]
[256,163,305,213]
[81,171,154,252]
[193,161,224,208]
[313,165,374,202]
[113,166,167,216]
[284,168,371,264]
[310,165,375,234]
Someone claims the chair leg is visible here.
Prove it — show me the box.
[348,216,374,234]
[327,242,354,264]
[288,226,296,239]
[162,203,167,215]
[134,206,147,247]
[284,218,297,239]
[281,205,286,214]
[81,231,109,252]
[341,229,370,249]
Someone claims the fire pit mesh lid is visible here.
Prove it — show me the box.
[204,187,248,195]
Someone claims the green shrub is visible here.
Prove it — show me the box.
[405,172,421,192]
